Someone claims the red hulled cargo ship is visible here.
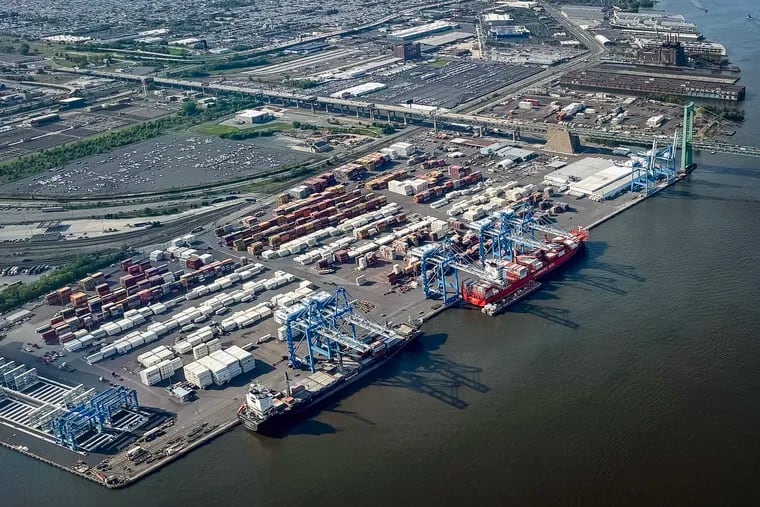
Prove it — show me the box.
[461,228,589,309]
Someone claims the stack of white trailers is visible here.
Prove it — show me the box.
[138,346,183,386]
[183,346,255,388]
[173,325,215,355]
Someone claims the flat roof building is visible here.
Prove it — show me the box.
[235,109,274,123]
[389,21,455,41]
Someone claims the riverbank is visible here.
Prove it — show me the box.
[0,169,694,489]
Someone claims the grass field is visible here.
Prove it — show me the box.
[194,122,293,136]
[427,58,450,68]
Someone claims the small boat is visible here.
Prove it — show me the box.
[749,13,753,20]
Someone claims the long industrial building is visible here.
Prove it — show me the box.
[560,67,745,101]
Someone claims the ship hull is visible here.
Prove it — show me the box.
[462,240,585,308]
[238,331,420,436]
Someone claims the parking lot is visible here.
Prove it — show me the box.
[277,59,542,109]
[0,133,319,196]
[0,97,179,163]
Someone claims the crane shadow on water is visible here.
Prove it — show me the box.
[584,259,646,283]
[559,272,627,295]
[512,300,579,329]
[660,188,760,205]
[371,333,489,410]
[274,334,488,437]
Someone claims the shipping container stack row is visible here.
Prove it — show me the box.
[230,193,389,254]
[364,169,408,191]
[274,184,358,217]
[275,202,402,264]
[82,264,267,363]
[333,162,365,182]
[413,171,483,204]
[77,271,107,292]
[420,159,447,170]
[216,271,296,332]
[417,169,445,185]
[280,202,402,260]
[321,216,443,270]
[446,181,538,218]
[355,152,388,172]
[40,259,238,346]
[221,186,359,247]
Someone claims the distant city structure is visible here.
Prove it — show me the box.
[392,43,421,60]
[638,41,687,66]
[169,38,207,49]
[389,21,455,41]
[489,26,531,39]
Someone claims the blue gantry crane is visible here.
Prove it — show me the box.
[53,405,101,450]
[89,385,139,428]
[631,137,678,195]
[285,288,402,372]
[52,386,139,450]
[469,207,562,267]
[419,238,505,305]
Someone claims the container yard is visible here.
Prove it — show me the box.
[0,117,687,487]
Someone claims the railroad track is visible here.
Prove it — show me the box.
[0,202,244,264]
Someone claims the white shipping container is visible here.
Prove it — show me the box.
[140,366,163,386]
[173,341,192,354]
[169,356,183,371]
[205,338,221,352]
[193,344,209,360]
[150,303,167,315]
[64,339,83,352]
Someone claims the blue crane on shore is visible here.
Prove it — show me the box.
[285,288,402,372]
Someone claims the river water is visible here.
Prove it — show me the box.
[3,1,760,505]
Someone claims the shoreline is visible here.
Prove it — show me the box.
[0,172,690,489]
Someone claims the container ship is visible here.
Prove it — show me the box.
[238,321,421,434]
[462,228,589,313]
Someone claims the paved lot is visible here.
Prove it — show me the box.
[0,134,319,196]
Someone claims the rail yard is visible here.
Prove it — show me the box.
[0,0,754,490]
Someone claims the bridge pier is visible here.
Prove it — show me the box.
[680,102,695,171]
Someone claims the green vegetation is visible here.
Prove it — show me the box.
[0,250,130,313]
[702,105,744,122]
[195,124,241,136]
[0,96,261,184]
[427,58,450,68]
[219,123,292,139]
[283,79,320,89]
[557,0,655,12]
[196,122,292,139]
[180,56,269,77]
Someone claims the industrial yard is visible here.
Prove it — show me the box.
[0,0,755,493]
[0,117,684,485]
